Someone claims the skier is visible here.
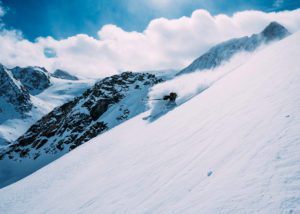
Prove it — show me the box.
[143,92,178,121]
[163,92,177,103]
[151,92,178,103]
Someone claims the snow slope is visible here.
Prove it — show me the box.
[0,32,300,213]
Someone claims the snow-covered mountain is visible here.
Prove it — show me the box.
[0,65,33,122]
[0,65,93,146]
[177,22,290,75]
[0,64,51,122]
[0,29,299,214]
[11,66,51,95]
[0,72,162,187]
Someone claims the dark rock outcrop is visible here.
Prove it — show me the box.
[261,21,290,42]
[0,64,32,116]
[11,66,51,95]
[51,69,79,80]
[0,72,163,161]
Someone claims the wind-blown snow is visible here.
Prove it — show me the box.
[148,52,254,117]
[0,32,300,213]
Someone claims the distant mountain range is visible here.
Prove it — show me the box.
[0,65,92,146]
[0,65,80,119]
[0,65,50,121]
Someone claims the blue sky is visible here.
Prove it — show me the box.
[0,0,299,78]
[1,0,300,41]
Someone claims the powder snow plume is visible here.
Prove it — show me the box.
[148,51,255,116]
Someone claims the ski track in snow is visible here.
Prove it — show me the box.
[0,32,300,213]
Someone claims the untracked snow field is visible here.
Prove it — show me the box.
[0,32,300,213]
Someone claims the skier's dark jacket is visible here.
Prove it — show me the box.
[163,92,177,102]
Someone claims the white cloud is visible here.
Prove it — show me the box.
[0,9,300,78]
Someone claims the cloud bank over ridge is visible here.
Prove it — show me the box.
[0,9,300,78]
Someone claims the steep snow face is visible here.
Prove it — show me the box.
[0,31,299,213]
[0,72,162,188]
[177,22,290,76]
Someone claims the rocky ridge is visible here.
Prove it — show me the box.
[0,72,163,161]
[0,65,32,117]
